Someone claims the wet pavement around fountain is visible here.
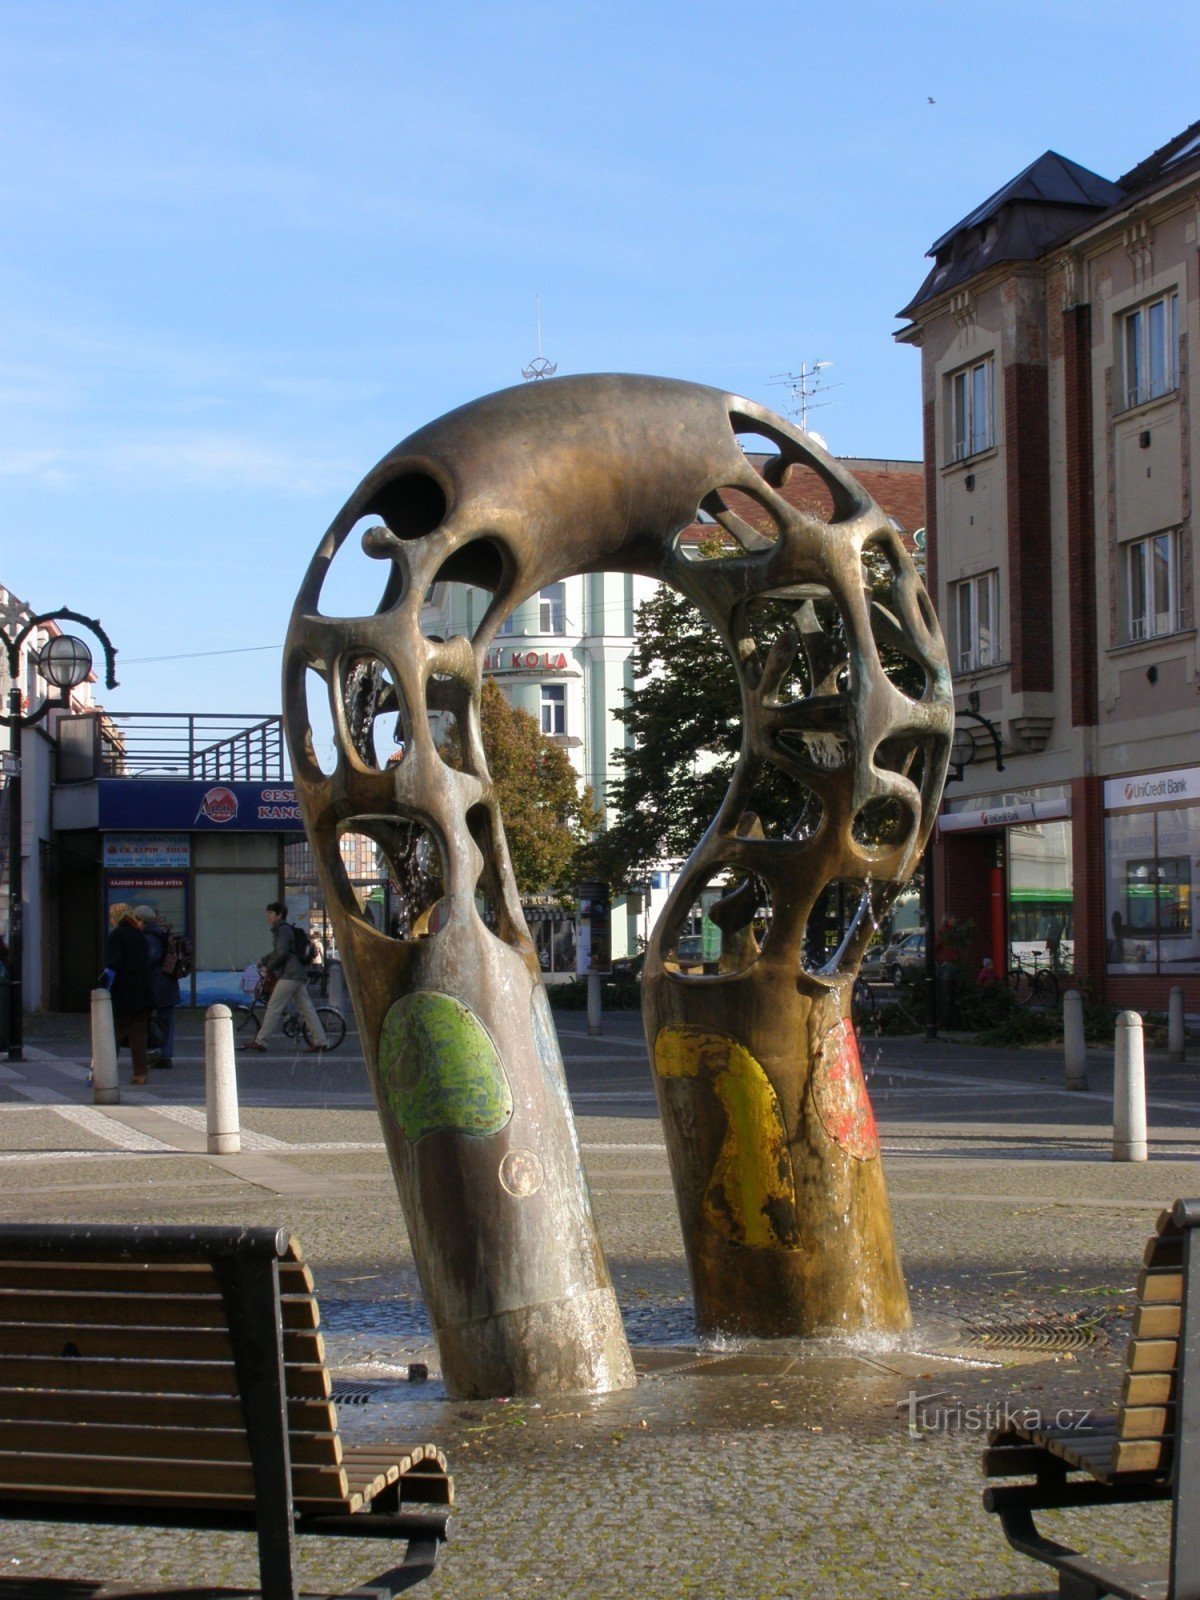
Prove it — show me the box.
[0,1008,1196,1597]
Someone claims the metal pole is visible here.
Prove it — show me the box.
[1169,984,1185,1061]
[922,849,938,1040]
[6,686,21,1063]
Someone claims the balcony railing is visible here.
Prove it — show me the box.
[99,713,287,781]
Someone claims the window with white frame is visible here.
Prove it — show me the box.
[1121,291,1180,409]
[539,582,566,633]
[954,570,999,672]
[948,356,994,461]
[1127,531,1178,641]
[540,683,566,736]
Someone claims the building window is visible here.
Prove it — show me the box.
[539,583,566,634]
[540,683,566,736]
[948,357,994,461]
[497,613,516,636]
[1127,531,1178,640]
[953,570,999,672]
[1120,291,1179,409]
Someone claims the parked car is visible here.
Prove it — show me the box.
[858,943,889,982]
[883,931,926,985]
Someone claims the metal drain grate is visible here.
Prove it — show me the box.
[330,1387,376,1405]
[959,1318,1099,1353]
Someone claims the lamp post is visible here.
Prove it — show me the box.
[924,690,1004,1040]
[1,609,118,1061]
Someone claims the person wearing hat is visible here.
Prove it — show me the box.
[104,904,155,1086]
[135,905,179,1069]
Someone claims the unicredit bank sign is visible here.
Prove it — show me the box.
[1104,765,1200,811]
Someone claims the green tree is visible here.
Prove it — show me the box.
[455,680,600,898]
[585,544,927,890]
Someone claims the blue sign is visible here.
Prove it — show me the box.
[98,779,304,832]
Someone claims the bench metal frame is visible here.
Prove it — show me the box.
[0,1223,449,1600]
[984,1198,1200,1600]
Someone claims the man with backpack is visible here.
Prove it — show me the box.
[241,901,328,1053]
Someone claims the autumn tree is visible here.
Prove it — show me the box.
[448,679,600,898]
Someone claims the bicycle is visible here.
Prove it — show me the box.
[235,977,347,1051]
[1006,955,1060,1009]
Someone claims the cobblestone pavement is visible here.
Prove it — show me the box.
[0,1011,1194,1597]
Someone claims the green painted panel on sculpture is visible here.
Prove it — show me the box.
[378,991,513,1143]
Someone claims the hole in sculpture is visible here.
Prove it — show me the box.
[366,471,448,539]
[303,666,337,778]
[319,516,407,620]
[466,803,526,951]
[426,669,473,774]
[340,657,407,770]
[339,822,445,940]
[663,870,772,978]
[802,879,880,976]
[695,483,782,553]
[737,588,850,707]
[730,411,841,521]
[729,779,824,846]
[851,796,914,856]
[862,538,929,700]
[431,538,506,591]
[875,741,927,794]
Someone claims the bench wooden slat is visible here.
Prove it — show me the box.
[0,1452,353,1505]
[0,1323,325,1364]
[0,1261,315,1296]
[1123,1371,1175,1408]
[0,1354,332,1398]
[1115,1405,1172,1439]
[1127,1337,1177,1373]
[1137,1268,1182,1304]
[1133,1303,1181,1339]
[1113,1438,1169,1474]
[0,1481,363,1515]
[0,1420,343,1467]
[0,1387,338,1433]
[0,1290,320,1331]
[1144,1234,1183,1269]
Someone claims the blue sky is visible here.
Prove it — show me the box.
[2,1,1198,715]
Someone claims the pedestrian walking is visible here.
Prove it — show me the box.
[104,903,155,1086]
[241,902,328,1053]
[136,906,179,1069]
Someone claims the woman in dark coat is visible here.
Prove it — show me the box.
[105,904,155,1086]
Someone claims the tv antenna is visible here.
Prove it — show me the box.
[769,361,838,431]
[522,296,557,381]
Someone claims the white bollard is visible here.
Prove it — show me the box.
[90,987,119,1105]
[1113,1010,1148,1162]
[205,1004,241,1155]
[587,972,603,1037]
[1063,989,1088,1090]
[327,959,346,1013]
[1169,985,1185,1061]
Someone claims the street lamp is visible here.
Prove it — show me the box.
[1,608,118,1061]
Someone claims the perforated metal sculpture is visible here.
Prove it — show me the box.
[284,375,952,1393]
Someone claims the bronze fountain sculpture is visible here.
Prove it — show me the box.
[284,374,952,1398]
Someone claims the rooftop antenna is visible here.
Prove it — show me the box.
[522,296,558,381]
[769,361,838,431]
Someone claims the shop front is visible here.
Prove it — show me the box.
[1104,764,1200,1008]
[54,777,305,1009]
[938,787,1073,976]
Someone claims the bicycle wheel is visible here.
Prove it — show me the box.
[304,1007,346,1051]
[235,1004,261,1035]
[1008,967,1034,1005]
[1037,971,1060,1008]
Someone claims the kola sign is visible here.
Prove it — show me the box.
[484,649,569,672]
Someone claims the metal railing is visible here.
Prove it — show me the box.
[99,713,287,781]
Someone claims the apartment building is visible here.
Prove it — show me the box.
[896,120,1200,1009]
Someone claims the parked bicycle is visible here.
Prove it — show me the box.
[1006,954,1060,1009]
[235,977,347,1052]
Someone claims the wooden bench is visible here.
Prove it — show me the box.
[983,1197,1200,1600]
[0,1223,452,1599]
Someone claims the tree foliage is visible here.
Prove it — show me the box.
[584,542,928,890]
[451,680,600,898]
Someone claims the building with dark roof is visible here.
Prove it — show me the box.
[896,119,1200,1010]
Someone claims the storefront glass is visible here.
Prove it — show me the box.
[1106,804,1200,974]
[1008,818,1073,967]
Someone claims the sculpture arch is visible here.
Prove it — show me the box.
[284,375,953,1395]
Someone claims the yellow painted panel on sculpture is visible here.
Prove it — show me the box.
[655,1026,800,1249]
